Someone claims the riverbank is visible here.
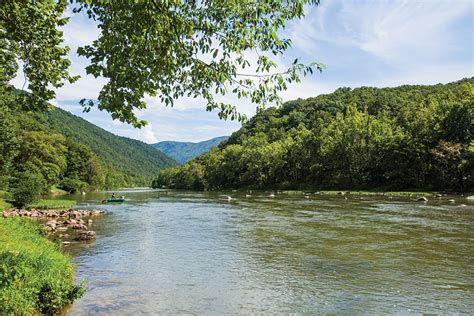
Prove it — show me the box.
[0,218,84,314]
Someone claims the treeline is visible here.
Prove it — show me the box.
[0,87,175,206]
[153,79,474,192]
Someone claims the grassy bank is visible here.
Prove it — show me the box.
[28,199,76,210]
[0,218,84,314]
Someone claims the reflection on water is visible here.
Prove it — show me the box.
[64,190,474,314]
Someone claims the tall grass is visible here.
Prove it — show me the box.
[0,218,84,314]
[28,199,76,210]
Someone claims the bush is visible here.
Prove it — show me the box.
[59,177,88,194]
[0,218,84,314]
[10,171,47,208]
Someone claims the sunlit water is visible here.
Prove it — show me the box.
[62,190,474,314]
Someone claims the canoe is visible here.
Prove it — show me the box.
[105,198,126,203]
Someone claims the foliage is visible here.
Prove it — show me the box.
[0,1,77,111]
[10,171,47,208]
[0,96,176,198]
[0,198,11,211]
[28,199,76,210]
[1,0,321,127]
[0,218,84,314]
[74,0,322,126]
[40,107,176,187]
[153,79,474,192]
[153,136,229,163]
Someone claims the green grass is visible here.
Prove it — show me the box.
[28,199,76,210]
[0,218,84,314]
[0,198,12,211]
[49,186,69,195]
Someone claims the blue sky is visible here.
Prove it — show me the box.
[13,0,473,143]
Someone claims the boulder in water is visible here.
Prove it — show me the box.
[75,231,96,241]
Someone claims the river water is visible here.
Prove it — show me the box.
[63,189,474,314]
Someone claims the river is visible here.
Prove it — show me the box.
[62,189,473,314]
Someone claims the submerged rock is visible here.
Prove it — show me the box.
[75,231,96,241]
[417,197,428,202]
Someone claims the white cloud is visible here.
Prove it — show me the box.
[141,123,159,143]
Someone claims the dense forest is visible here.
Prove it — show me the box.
[153,79,474,192]
[0,89,176,206]
[153,136,229,163]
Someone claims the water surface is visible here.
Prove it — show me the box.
[64,190,474,314]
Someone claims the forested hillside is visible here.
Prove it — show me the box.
[152,136,228,163]
[1,100,176,203]
[40,108,176,185]
[153,79,474,192]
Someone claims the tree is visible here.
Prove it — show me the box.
[15,131,67,185]
[0,100,20,188]
[10,171,47,207]
[0,1,77,112]
[1,0,321,127]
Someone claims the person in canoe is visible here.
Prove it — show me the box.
[112,193,116,198]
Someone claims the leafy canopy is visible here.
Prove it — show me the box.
[1,0,322,127]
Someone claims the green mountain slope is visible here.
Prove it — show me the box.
[19,107,177,187]
[153,78,474,192]
[152,136,228,163]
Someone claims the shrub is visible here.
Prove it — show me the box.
[59,177,88,194]
[0,218,84,314]
[10,171,47,208]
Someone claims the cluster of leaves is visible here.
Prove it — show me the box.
[74,0,322,127]
[1,0,321,128]
[0,1,77,112]
[0,218,84,314]
[153,79,474,192]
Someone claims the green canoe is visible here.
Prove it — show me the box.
[104,198,126,203]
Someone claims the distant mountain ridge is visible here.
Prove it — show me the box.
[152,136,229,163]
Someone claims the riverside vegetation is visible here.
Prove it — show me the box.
[0,218,84,314]
[153,79,474,192]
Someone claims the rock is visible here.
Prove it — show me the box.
[46,210,59,217]
[435,194,442,198]
[448,199,455,203]
[62,241,71,246]
[87,219,93,224]
[467,195,474,200]
[65,219,77,225]
[417,197,428,202]
[46,220,57,230]
[57,226,68,232]
[69,210,82,219]
[58,233,69,238]
[90,210,104,216]
[71,223,87,230]
[75,231,96,241]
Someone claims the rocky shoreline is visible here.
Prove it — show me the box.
[2,208,106,242]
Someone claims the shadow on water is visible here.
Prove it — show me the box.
[64,190,474,314]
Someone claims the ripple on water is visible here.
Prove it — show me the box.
[66,191,474,314]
